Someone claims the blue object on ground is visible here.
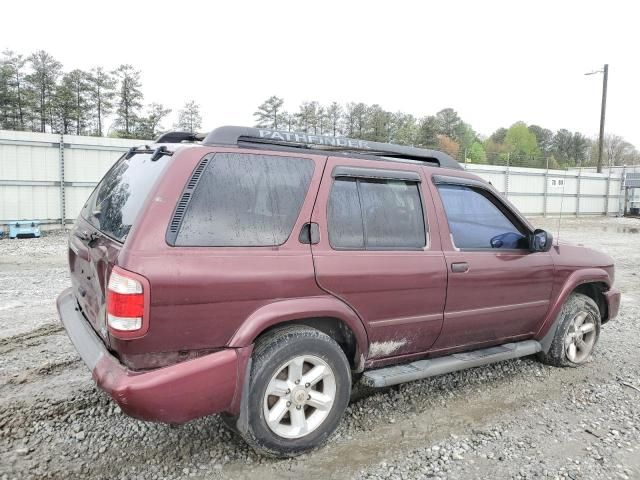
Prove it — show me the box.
[8,221,41,239]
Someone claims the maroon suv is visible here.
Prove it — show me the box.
[57,126,620,456]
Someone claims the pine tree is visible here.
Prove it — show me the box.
[253,95,284,129]
[26,50,62,132]
[87,67,116,136]
[138,102,171,139]
[175,100,202,133]
[112,64,143,138]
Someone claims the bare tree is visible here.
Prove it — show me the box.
[603,134,635,166]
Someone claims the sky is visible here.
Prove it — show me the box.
[2,0,638,147]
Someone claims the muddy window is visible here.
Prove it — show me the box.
[327,178,365,249]
[175,153,314,246]
[328,177,426,250]
[82,153,170,242]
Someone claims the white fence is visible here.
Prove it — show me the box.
[0,130,631,230]
[463,164,624,217]
[0,130,141,228]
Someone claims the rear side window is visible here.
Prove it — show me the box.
[437,184,527,249]
[328,177,426,250]
[175,153,314,246]
[82,153,170,242]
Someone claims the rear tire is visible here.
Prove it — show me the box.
[537,293,601,367]
[239,325,351,457]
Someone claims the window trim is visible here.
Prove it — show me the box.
[327,175,428,252]
[332,166,421,183]
[435,182,531,252]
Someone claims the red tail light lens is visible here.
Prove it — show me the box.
[107,267,144,333]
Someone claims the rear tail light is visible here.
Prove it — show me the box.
[107,267,145,334]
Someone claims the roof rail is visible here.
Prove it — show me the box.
[202,126,462,170]
[155,131,206,144]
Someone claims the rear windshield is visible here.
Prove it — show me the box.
[82,153,170,242]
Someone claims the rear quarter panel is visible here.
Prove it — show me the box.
[113,147,332,361]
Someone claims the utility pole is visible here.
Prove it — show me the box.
[597,64,608,173]
[585,64,608,173]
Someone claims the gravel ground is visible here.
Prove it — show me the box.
[1,217,639,480]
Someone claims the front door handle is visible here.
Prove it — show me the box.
[451,262,469,273]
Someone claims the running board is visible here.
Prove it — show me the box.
[361,340,542,388]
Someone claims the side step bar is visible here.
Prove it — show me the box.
[361,340,542,388]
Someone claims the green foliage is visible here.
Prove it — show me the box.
[52,72,76,134]
[390,112,418,146]
[489,127,507,144]
[552,129,591,166]
[529,125,553,155]
[466,141,487,164]
[504,122,539,165]
[435,108,460,139]
[454,121,477,151]
[416,115,438,147]
[505,122,538,155]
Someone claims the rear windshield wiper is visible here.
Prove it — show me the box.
[124,145,173,162]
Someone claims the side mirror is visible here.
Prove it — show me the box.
[530,229,553,252]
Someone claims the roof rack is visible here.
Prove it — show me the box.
[154,131,206,144]
[202,126,462,170]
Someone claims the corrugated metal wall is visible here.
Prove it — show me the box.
[0,130,142,226]
[463,164,623,216]
[0,130,627,229]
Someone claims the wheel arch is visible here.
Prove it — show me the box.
[537,268,611,352]
[573,282,610,323]
[227,297,369,372]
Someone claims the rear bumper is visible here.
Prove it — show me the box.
[604,287,621,322]
[56,288,251,423]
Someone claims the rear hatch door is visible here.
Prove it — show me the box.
[68,150,172,345]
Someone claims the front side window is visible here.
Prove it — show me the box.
[437,184,527,249]
[175,153,314,246]
[328,177,426,250]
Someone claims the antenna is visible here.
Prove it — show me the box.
[556,170,567,244]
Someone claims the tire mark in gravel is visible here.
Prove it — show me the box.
[4,357,81,386]
[218,359,611,480]
[0,322,63,354]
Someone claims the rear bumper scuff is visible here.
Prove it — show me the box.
[56,288,251,423]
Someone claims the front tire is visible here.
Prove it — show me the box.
[240,325,351,457]
[538,293,601,367]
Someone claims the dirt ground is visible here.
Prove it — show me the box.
[1,216,639,480]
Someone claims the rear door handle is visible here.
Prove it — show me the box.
[451,262,469,273]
